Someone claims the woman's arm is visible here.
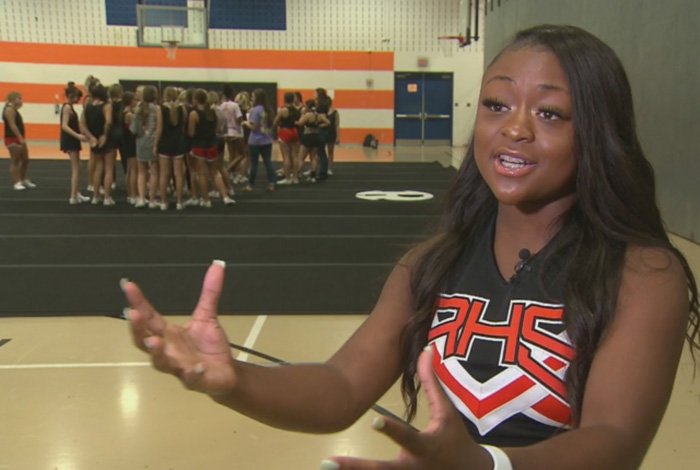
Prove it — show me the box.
[505,246,690,470]
[61,105,84,141]
[188,110,197,138]
[3,107,24,144]
[99,102,112,146]
[272,107,288,128]
[334,110,340,143]
[153,106,162,153]
[126,247,425,434]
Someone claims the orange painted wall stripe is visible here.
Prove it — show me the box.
[0,83,395,110]
[0,83,86,104]
[1,123,394,145]
[0,42,394,71]
[277,89,394,110]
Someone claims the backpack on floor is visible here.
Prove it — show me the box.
[363,133,378,149]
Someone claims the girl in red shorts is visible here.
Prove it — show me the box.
[273,92,300,184]
[3,92,34,190]
[188,89,234,208]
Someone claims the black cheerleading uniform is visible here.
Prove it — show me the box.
[300,113,321,149]
[326,109,338,143]
[59,103,81,152]
[427,215,574,448]
[84,102,111,153]
[119,115,136,160]
[158,104,186,157]
[3,105,25,141]
[108,100,124,149]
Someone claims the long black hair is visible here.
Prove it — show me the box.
[399,24,700,425]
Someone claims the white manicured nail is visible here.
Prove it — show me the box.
[423,344,433,352]
[319,461,340,470]
[194,364,205,374]
[119,278,129,292]
[371,416,386,430]
[213,259,226,268]
[144,338,154,349]
[123,307,130,319]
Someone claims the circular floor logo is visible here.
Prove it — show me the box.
[355,190,434,202]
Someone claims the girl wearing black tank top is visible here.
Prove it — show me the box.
[80,84,116,205]
[187,89,234,208]
[60,83,90,204]
[158,87,188,210]
[272,92,300,184]
[3,92,34,190]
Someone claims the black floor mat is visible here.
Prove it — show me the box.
[0,160,456,316]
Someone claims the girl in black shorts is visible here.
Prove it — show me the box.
[81,84,116,205]
[295,99,329,183]
[158,87,187,210]
[60,83,90,204]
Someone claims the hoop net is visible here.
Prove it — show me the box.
[437,35,467,56]
[162,40,179,60]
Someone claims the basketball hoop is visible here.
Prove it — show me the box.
[437,35,468,56]
[162,40,179,61]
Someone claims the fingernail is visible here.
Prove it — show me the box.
[119,278,129,292]
[122,307,130,319]
[423,344,433,352]
[194,364,205,374]
[371,416,386,430]
[212,259,226,268]
[319,460,340,470]
[144,338,154,349]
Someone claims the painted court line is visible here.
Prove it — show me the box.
[0,213,432,219]
[0,262,393,269]
[236,315,268,363]
[0,234,420,239]
[0,361,151,370]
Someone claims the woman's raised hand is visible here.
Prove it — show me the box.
[123,260,238,395]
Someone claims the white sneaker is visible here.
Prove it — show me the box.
[229,188,235,197]
[208,190,219,197]
[176,203,184,211]
[148,202,159,209]
[111,182,116,190]
[99,187,105,195]
[135,199,146,208]
[69,198,81,205]
[292,178,299,185]
[22,179,36,188]
[302,169,311,177]
[103,198,116,206]
[223,197,236,206]
[91,197,102,205]
[78,193,90,202]
[200,200,212,208]
[160,203,168,211]
[184,198,200,207]
[327,169,334,176]
[13,182,26,191]
[277,178,293,185]
[87,185,94,192]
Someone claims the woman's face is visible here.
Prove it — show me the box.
[474,46,576,210]
[12,95,23,109]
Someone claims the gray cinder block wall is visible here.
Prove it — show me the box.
[483,0,700,242]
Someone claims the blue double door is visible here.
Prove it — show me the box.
[394,72,454,146]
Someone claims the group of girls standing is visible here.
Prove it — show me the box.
[273,88,340,185]
[55,79,340,207]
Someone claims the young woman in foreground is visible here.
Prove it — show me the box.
[123,25,700,470]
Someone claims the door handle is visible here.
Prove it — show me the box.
[425,114,451,119]
[396,114,421,118]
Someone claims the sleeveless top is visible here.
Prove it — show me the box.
[304,113,320,133]
[3,105,25,137]
[84,102,107,138]
[191,108,217,148]
[428,216,575,448]
[59,103,81,151]
[158,104,186,155]
[279,105,299,129]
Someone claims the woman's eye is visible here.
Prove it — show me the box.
[538,108,563,120]
[482,99,507,112]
